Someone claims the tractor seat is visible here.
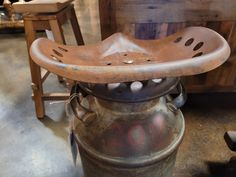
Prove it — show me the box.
[30,27,230,83]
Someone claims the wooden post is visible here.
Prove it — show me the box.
[70,6,84,45]
[24,19,45,118]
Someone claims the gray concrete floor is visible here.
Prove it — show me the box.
[0,25,236,177]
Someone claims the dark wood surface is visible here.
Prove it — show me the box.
[99,0,236,92]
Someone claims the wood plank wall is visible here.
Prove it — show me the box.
[74,0,101,44]
[99,0,236,92]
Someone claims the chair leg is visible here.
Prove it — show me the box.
[49,19,66,83]
[49,18,66,44]
[24,20,45,118]
[70,6,84,45]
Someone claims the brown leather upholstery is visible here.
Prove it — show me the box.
[30,27,230,83]
[13,0,73,13]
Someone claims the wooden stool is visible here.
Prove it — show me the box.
[13,0,84,118]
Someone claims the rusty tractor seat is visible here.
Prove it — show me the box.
[30,27,230,83]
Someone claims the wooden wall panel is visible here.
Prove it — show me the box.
[115,0,236,24]
[98,0,236,92]
[116,24,135,36]
[135,23,157,39]
[74,0,101,43]
[99,0,116,39]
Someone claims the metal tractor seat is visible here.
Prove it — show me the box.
[30,27,230,83]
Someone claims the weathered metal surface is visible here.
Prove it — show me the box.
[169,82,187,109]
[79,149,177,177]
[30,27,230,83]
[78,78,180,103]
[67,83,185,177]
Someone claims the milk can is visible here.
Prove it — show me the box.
[67,78,186,177]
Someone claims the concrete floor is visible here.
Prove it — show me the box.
[0,23,236,177]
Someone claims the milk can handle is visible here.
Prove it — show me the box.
[69,84,96,125]
[170,82,187,109]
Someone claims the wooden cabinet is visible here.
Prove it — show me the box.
[99,0,236,92]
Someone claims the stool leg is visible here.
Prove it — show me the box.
[49,19,66,83]
[24,20,45,118]
[70,6,84,45]
[49,19,66,44]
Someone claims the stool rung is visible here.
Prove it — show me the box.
[43,93,70,101]
[42,71,51,83]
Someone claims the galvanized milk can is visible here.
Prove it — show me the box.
[29,25,230,177]
[67,78,186,177]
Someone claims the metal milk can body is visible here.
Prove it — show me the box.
[68,82,185,177]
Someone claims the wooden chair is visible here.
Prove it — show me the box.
[12,0,84,118]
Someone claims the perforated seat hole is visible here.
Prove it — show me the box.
[146,59,151,62]
[107,83,121,90]
[193,42,204,51]
[192,52,203,58]
[51,55,62,62]
[52,49,63,57]
[130,81,143,92]
[58,46,68,52]
[106,62,112,65]
[124,53,128,56]
[51,55,58,60]
[123,60,134,64]
[174,37,182,43]
[152,78,163,84]
[185,38,194,46]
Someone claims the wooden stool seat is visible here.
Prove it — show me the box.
[13,0,73,13]
[12,0,84,118]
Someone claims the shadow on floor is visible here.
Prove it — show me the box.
[193,158,236,177]
[39,113,69,141]
[185,92,236,109]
